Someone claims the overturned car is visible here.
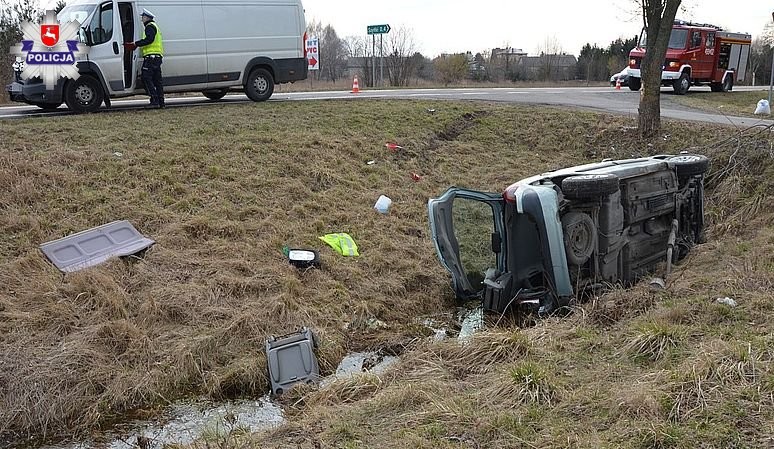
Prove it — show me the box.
[428,153,709,314]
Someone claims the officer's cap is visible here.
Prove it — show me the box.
[141,8,155,18]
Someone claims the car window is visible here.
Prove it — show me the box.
[668,29,688,49]
[690,31,702,49]
[452,198,498,290]
[89,2,113,45]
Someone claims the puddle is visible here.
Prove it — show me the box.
[321,351,399,388]
[36,396,283,449]
[457,306,484,343]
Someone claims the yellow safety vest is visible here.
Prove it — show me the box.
[319,233,359,257]
[140,22,164,56]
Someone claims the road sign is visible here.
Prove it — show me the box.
[306,36,319,71]
[367,24,391,35]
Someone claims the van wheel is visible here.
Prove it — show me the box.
[245,68,274,102]
[64,75,104,113]
[561,212,597,266]
[628,77,641,91]
[722,75,733,92]
[673,73,690,95]
[561,174,619,201]
[667,154,709,177]
[202,89,228,100]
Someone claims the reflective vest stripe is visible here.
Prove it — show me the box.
[141,22,164,56]
[338,234,355,256]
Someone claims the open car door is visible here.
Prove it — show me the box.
[428,187,506,300]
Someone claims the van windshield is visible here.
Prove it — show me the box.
[638,28,690,50]
[58,4,96,42]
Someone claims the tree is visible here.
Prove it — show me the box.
[384,26,418,87]
[536,36,565,81]
[344,35,374,87]
[1,0,40,92]
[433,53,468,86]
[637,0,682,138]
[320,25,346,83]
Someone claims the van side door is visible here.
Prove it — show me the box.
[84,0,125,94]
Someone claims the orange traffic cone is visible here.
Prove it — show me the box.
[351,76,360,94]
[615,77,621,90]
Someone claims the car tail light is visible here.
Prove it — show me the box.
[504,186,517,204]
[303,31,307,58]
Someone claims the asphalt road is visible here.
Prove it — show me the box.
[1,85,773,128]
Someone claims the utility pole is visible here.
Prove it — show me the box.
[372,34,376,88]
[770,11,774,107]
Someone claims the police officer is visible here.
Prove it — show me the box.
[126,9,165,108]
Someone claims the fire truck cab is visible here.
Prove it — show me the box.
[626,20,751,95]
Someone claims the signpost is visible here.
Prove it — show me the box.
[306,36,319,89]
[769,12,774,108]
[367,24,390,87]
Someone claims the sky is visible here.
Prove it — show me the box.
[301,0,772,57]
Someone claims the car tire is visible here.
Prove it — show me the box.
[561,212,597,266]
[202,89,228,100]
[561,174,620,200]
[722,75,733,92]
[245,67,274,102]
[64,75,104,113]
[628,77,641,91]
[667,154,709,178]
[673,72,690,95]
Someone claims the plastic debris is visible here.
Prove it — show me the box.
[649,277,666,290]
[319,233,359,257]
[374,195,392,214]
[385,142,404,151]
[754,99,771,115]
[265,327,320,395]
[113,152,123,157]
[427,108,436,114]
[410,172,422,182]
[366,160,376,165]
[715,297,737,307]
[283,247,320,268]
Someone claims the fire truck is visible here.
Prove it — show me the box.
[626,20,751,94]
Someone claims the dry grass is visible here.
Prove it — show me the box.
[669,89,772,119]
[1,100,773,448]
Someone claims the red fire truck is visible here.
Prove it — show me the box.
[626,20,752,94]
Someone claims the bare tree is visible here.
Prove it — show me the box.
[537,36,565,81]
[637,0,681,137]
[385,26,418,87]
[344,35,374,87]
[0,0,40,93]
[320,25,346,83]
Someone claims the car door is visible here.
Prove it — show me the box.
[84,0,125,94]
[428,188,506,300]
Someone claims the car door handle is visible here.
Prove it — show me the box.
[113,41,119,54]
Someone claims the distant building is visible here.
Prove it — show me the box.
[518,54,578,81]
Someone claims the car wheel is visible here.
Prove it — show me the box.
[667,154,709,178]
[722,75,733,92]
[673,72,690,95]
[245,67,274,102]
[561,212,597,266]
[628,77,641,91]
[561,173,620,200]
[64,75,104,113]
[202,89,228,100]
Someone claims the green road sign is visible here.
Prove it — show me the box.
[367,24,391,35]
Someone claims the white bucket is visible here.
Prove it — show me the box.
[374,195,392,214]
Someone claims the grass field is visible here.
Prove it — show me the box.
[0,99,772,448]
[670,88,773,118]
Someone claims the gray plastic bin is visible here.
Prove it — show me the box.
[265,327,320,395]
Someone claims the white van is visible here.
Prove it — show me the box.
[6,0,308,112]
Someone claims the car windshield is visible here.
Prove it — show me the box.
[638,28,690,50]
[58,4,96,43]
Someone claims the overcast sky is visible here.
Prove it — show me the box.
[302,0,772,57]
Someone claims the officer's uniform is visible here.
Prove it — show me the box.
[134,9,165,107]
